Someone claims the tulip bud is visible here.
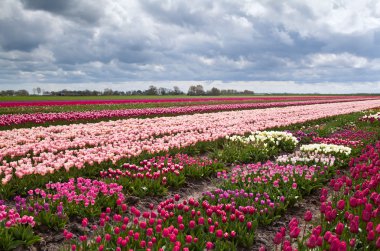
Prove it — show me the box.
[304,210,313,222]
[335,222,344,235]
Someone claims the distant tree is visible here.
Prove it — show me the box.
[5,90,15,96]
[92,90,100,96]
[61,89,68,96]
[19,90,29,96]
[158,87,170,95]
[83,89,91,96]
[208,87,221,96]
[36,87,41,95]
[172,86,183,95]
[145,85,158,95]
[32,88,37,95]
[195,85,205,95]
[0,90,12,96]
[243,90,254,95]
[187,85,197,96]
[221,89,238,95]
[188,84,205,96]
[103,88,113,95]
[132,90,143,95]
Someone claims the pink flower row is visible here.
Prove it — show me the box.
[222,161,319,185]
[1,99,380,184]
[0,98,369,127]
[100,154,216,181]
[27,177,125,207]
[0,96,370,108]
[329,128,376,141]
[312,137,363,147]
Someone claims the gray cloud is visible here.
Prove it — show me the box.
[1,0,380,93]
[21,0,71,13]
[21,0,105,24]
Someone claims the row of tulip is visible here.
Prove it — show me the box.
[226,131,299,149]
[100,154,223,197]
[270,141,380,251]
[300,143,352,156]
[61,155,342,251]
[215,131,298,164]
[291,130,318,144]
[0,99,298,117]
[360,111,380,123]
[0,178,125,251]
[312,137,363,147]
[0,96,371,108]
[328,128,377,142]
[0,98,369,127]
[274,134,356,167]
[276,151,339,167]
[2,100,380,185]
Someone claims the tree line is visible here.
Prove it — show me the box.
[0,85,254,96]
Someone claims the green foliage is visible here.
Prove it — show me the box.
[212,140,278,164]
[0,225,41,251]
[116,176,168,197]
[34,211,67,231]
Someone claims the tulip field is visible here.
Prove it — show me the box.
[0,97,380,251]
[0,96,378,129]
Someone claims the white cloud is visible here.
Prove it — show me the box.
[198,56,215,66]
[307,53,369,68]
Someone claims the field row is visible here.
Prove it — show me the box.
[1,100,380,186]
[0,98,373,128]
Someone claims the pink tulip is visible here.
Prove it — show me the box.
[335,222,344,235]
[304,210,312,222]
[206,241,214,250]
[290,227,300,238]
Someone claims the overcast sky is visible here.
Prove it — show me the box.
[1,0,380,93]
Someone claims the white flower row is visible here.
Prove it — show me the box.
[276,151,336,166]
[226,131,299,147]
[300,143,351,156]
[362,112,380,120]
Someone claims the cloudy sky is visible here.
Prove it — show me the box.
[1,0,380,93]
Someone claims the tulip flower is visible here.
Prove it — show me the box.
[335,222,344,235]
[304,211,312,222]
